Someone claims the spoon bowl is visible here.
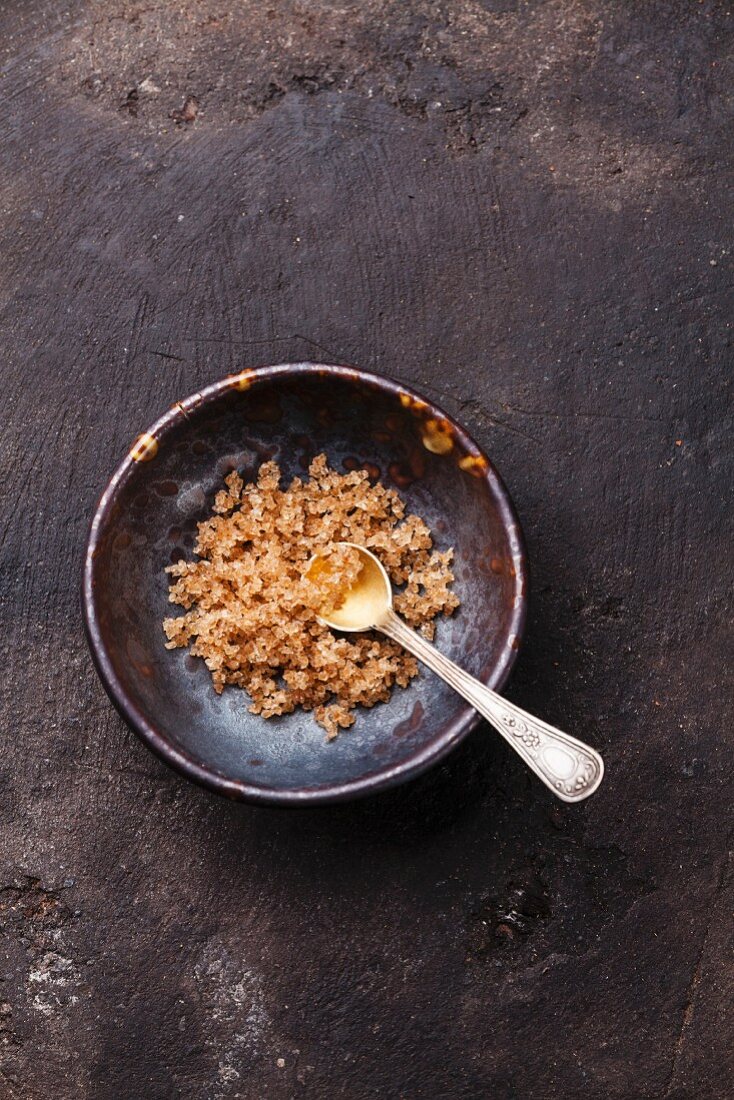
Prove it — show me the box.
[308,542,393,631]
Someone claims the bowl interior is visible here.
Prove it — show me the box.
[87,368,525,800]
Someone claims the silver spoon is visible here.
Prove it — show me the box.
[309,543,604,803]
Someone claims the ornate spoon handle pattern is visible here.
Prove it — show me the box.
[381,610,604,803]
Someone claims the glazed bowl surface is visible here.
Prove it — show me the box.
[83,364,527,804]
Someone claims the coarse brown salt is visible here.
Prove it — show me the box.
[163,454,459,738]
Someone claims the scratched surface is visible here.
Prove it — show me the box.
[0,1,732,1097]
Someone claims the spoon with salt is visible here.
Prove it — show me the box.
[308,542,604,802]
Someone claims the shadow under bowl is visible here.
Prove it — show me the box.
[83,363,528,804]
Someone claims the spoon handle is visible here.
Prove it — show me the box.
[379,609,604,803]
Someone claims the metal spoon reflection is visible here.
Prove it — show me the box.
[308,542,604,803]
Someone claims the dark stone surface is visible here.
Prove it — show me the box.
[0,1,731,1096]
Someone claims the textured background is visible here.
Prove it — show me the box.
[1,1,732,1097]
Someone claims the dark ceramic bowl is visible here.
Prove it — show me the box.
[83,364,527,804]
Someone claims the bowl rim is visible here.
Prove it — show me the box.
[82,362,528,805]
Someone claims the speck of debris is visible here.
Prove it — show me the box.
[171,94,199,124]
[276,1057,286,1068]
[121,87,139,117]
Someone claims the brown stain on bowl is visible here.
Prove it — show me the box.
[389,447,427,488]
[155,481,179,497]
[130,433,159,462]
[244,393,283,423]
[458,453,489,477]
[410,448,426,479]
[394,700,425,738]
[178,392,205,417]
[343,456,380,480]
[421,417,454,455]
[228,369,256,391]
[399,393,429,414]
[388,461,415,488]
